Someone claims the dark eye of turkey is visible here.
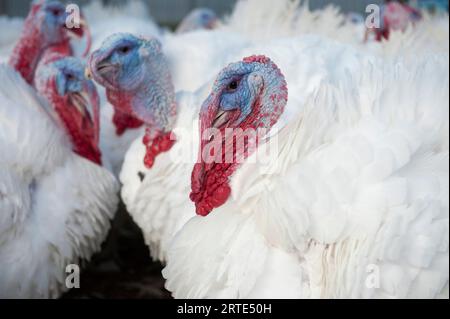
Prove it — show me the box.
[119,46,131,54]
[228,80,238,91]
[66,73,75,81]
[52,8,63,16]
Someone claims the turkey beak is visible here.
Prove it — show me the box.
[85,67,92,80]
[211,109,231,129]
[88,51,117,91]
[207,17,220,30]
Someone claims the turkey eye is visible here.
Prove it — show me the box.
[228,80,239,91]
[66,73,75,80]
[52,8,63,16]
[119,46,131,54]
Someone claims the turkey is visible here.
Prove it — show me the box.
[0,53,119,298]
[80,1,162,175]
[162,53,449,299]
[88,33,206,262]
[8,0,89,84]
[176,8,219,34]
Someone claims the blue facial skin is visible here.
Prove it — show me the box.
[218,71,254,124]
[92,33,163,92]
[36,1,68,44]
[91,33,177,132]
[202,57,287,130]
[35,55,95,109]
[53,58,86,96]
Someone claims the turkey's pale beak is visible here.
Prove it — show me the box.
[206,17,220,30]
[211,109,233,130]
[88,51,118,91]
[85,67,92,80]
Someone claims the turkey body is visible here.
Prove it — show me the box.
[163,55,449,299]
[0,65,119,298]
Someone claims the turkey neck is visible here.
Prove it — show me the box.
[136,64,178,169]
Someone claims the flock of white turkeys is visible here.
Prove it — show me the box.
[0,0,448,299]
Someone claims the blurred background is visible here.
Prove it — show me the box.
[1,0,387,25]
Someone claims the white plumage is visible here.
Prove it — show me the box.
[0,64,119,298]
[162,54,449,299]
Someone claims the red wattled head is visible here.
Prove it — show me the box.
[191,55,288,216]
[35,51,102,165]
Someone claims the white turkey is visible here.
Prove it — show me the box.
[7,0,89,84]
[78,1,162,175]
[0,52,119,298]
[87,33,207,262]
[162,53,449,299]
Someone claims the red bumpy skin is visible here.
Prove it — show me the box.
[143,130,176,169]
